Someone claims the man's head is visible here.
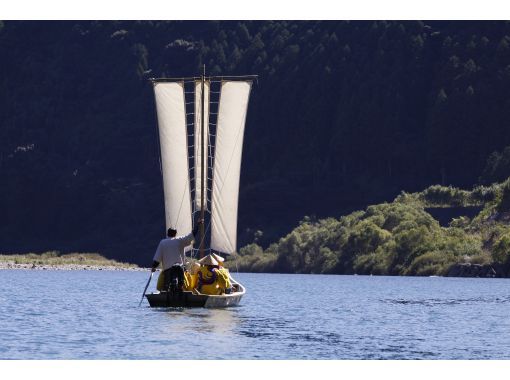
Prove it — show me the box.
[167,228,177,238]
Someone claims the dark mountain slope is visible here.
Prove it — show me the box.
[2,21,510,263]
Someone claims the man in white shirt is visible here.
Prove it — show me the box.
[151,219,204,273]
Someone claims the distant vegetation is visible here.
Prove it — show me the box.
[3,21,510,264]
[233,177,510,276]
[0,251,138,268]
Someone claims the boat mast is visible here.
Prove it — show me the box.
[199,64,206,258]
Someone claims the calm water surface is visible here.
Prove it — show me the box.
[0,271,509,359]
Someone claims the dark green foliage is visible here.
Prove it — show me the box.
[493,233,510,264]
[233,243,277,272]
[3,21,510,264]
[480,146,510,184]
[471,185,498,203]
[236,181,510,275]
[497,180,510,212]
[419,185,470,207]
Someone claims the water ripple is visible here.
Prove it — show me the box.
[383,295,510,306]
[1,271,510,359]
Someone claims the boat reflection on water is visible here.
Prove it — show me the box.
[157,307,240,336]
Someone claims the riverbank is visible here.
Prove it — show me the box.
[235,181,510,277]
[0,252,143,271]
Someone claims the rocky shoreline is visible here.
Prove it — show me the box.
[446,263,510,278]
[2,260,507,277]
[0,262,145,271]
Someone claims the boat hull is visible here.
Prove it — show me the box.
[145,282,245,308]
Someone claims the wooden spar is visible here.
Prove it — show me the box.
[150,75,258,83]
[199,65,206,258]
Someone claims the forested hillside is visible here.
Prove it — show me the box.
[2,21,510,264]
[234,180,510,276]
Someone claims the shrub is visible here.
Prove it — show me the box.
[496,180,510,212]
[466,252,492,265]
[406,250,453,276]
[449,216,470,228]
[493,233,510,264]
[436,228,483,258]
[353,243,395,275]
[394,191,420,205]
[471,185,498,203]
[238,243,264,257]
[420,185,469,207]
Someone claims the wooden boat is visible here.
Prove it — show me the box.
[146,280,246,308]
[144,67,255,308]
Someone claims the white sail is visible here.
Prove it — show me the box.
[194,80,210,211]
[153,82,193,237]
[211,81,252,254]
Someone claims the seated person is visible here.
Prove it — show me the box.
[210,252,233,293]
[196,254,220,294]
[196,253,232,294]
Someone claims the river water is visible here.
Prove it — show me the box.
[0,270,509,359]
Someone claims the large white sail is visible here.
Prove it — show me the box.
[194,80,210,211]
[210,81,252,254]
[153,82,193,236]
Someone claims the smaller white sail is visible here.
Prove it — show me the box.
[153,82,193,238]
[211,80,252,254]
[194,80,210,211]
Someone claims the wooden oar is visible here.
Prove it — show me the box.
[139,271,153,307]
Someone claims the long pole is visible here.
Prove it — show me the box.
[199,64,206,258]
[139,271,153,307]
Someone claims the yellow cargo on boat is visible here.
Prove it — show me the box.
[184,272,197,290]
[216,268,231,290]
[158,270,197,291]
[197,266,231,295]
[197,266,219,294]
